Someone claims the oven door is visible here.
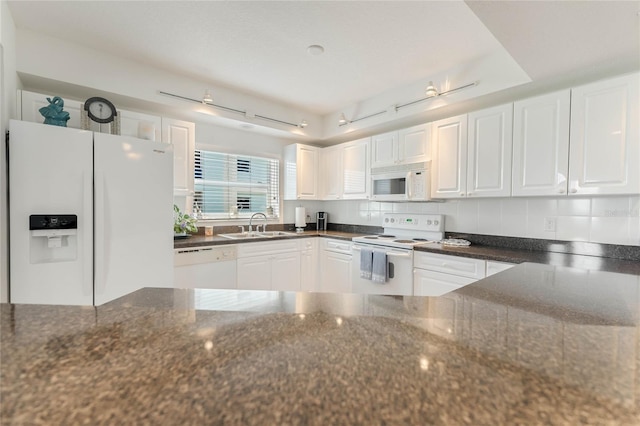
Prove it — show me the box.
[351,244,414,295]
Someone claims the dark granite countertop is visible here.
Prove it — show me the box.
[413,242,640,275]
[2,262,640,424]
[174,230,360,249]
[177,227,640,275]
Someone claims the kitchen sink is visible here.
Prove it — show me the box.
[218,231,299,239]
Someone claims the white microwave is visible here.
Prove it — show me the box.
[371,161,431,201]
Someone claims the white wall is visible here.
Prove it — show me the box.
[15,29,321,141]
[0,0,19,303]
[286,196,640,246]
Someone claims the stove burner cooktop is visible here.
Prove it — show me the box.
[393,240,416,244]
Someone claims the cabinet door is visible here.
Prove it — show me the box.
[320,252,352,293]
[161,118,195,200]
[296,145,319,200]
[512,90,571,196]
[371,131,397,168]
[271,251,301,291]
[569,73,639,195]
[119,110,162,141]
[300,239,318,292]
[342,138,370,199]
[398,123,431,164]
[467,104,513,197]
[237,255,271,290]
[431,115,468,198]
[320,145,343,200]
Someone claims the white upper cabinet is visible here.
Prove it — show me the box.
[161,118,196,198]
[512,90,571,196]
[568,73,639,195]
[467,104,513,197]
[341,137,370,199]
[319,137,370,200]
[371,123,430,168]
[371,131,397,168]
[320,145,343,200]
[398,123,431,164]
[284,144,319,200]
[431,114,468,198]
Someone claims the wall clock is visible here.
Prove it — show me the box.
[81,96,121,134]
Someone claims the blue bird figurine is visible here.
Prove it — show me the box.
[39,96,70,127]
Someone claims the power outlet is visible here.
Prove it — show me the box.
[544,217,556,232]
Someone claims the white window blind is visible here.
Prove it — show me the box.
[193,150,280,219]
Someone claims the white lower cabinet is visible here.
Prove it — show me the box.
[319,239,352,293]
[413,251,486,296]
[236,240,301,291]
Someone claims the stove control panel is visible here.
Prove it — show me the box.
[382,213,444,231]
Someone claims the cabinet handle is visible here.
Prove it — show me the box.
[570,188,578,194]
[557,189,565,194]
[467,192,473,196]
[460,192,466,197]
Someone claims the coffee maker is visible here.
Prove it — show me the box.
[316,212,328,231]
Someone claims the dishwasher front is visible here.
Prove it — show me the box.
[174,245,237,289]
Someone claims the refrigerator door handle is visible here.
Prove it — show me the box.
[94,173,109,299]
[83,170,93,300]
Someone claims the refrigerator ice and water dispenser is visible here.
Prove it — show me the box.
[29,214,78,263]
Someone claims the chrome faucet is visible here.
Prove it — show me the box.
[248,212,268,233]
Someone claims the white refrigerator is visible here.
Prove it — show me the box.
[9,119,174,306]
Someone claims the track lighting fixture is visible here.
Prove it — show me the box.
[425,81,439,97]
[160,90,307,129]
[202,89,214,105]
[338,113,348,125]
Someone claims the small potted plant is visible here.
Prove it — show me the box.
[174,204,198,238]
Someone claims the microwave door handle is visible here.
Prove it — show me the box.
[406,171,412,200]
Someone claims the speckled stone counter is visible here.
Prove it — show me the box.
[2,262,640,425]
[174,229,361,249]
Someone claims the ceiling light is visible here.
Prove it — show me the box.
[202,89,214,104]
[307,45,325,56]
[299,120,308,128]
[425,82,439,97]
[338,113,348,125]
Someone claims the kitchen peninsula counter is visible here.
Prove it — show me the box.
[2,262,640,425]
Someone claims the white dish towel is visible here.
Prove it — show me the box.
[360,248,373,279]
[372,251,387,283]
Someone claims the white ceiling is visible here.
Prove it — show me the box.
[7,1,640,118]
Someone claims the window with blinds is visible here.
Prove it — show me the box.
[193,150,280,219]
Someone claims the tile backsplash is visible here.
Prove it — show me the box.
[284,195,640,246]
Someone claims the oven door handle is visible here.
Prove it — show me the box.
[352,246,412,258]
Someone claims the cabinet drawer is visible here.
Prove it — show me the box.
[237,240,299,257]
[413,268,477,297]
[323,239,352,254]
[414,252,485,279]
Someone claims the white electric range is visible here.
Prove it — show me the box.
[351,213,445,295]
